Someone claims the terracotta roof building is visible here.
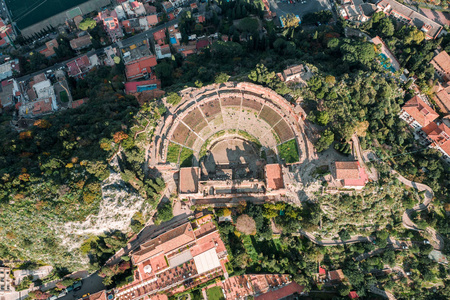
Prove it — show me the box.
[431,51,450,81]
[255,281,304,300]
[349,291,359,299]
[434,89,450,115]
[376,0,443,39]
[328,269,346,284]
[153,29,166,45]
[422,121,450,161]
[179,167,200,194]
[40,39,59,58]
[282,64,307,82]
[66,55,98,78]
[334,161,368,189]
[81,290,107,300]
[265,164,284,190]
[117,218,227,300]
[0,18,15,48]
[399,95,439,129]
[70,34,92,51]
[124,55,157,80]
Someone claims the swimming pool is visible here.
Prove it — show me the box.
[379,53,396,73]
[170,37,177,44]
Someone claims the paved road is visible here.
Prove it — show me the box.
[298,137,444,251]
[59,273,105,300]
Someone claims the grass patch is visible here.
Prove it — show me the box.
[206,286,224,300]
[277,139,299,163]
[167,142,181,163]
[242,235,258,262]
[60,91,69,103]
[179,147,194,167]
[237,130,261,147]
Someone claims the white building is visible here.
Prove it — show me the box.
[115,5,127,20]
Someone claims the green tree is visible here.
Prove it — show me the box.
[316,111,330,126]
[166,92,182,106]
[315,129,334,152]
[215,73,230,84]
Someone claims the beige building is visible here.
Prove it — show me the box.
[0,266,13,294]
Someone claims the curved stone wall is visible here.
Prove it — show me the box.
[158,82,304,164]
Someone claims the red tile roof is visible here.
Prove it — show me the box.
[198,15,206,23]
[71,99,85,109]
[422,122,450,156]
[328,269,345,283]
[432,51,450,76]
[349,291,359,299]
[83,290,106,300]
[335,161,360,179]
[153,29,166,45]
[434,90,450,114]
[125,56,157,80]
[265,164,284,190]
[196,39,210,50]
[32,99,53,115]
[319,266,326,275]
[402,95,439,127]
[255,282,304,300]
[131,222,196,265]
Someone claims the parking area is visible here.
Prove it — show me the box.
[270,0,332,19]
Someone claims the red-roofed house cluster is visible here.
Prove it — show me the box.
[114,214,228,299]
[66,54,100,78]
[400,93,450,162]
[0,18,15,48]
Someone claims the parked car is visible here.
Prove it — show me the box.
[73,280,83,291]
[424,240,430,244]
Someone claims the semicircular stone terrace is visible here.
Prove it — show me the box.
[158,82,304,165]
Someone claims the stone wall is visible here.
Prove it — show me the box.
[20,0,111,38]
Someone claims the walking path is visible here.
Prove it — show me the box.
[299,136,444,251]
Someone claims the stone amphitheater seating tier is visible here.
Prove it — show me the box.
[172,122,191,145]
[185,132,198,148]
[220,97,242,107]
[273,119,295,143]
[200,101,222,121]
[241,97,263,112]
[259,105,282,128]
[182,107,208,134]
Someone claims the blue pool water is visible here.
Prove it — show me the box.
[170,37,177,44]
[379,53,396,73]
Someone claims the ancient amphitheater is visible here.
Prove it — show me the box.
[151,82,312,168]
